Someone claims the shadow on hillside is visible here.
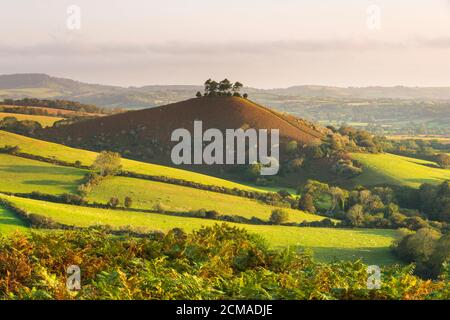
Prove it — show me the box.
[22,179,83,194]
[350,229,398,237]
[405,177,442,185]
[419,163,441,169]
[0,216,26,228]
[0,165,81,175]
[23,179,77,187]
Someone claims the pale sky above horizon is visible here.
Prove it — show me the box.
[1,0,450,88]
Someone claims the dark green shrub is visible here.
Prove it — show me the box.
[270,209,289,225]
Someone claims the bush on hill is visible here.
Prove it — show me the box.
[269,209,290,225]
[394,228,450,278]
[91,151,122,176]
[435,153,450,169]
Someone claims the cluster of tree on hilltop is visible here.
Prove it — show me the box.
[2,98,109,114]
[196,79,248,98]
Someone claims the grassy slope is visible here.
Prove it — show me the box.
[0,150,323,224]
[0,194,399,265]
[0,154,86,194]
[0,130,267,192]
[0,112,63,127]
[0,204,28,233]
[86,176,324,223]
[352,152,450,188]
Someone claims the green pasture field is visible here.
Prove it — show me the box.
[352,152,450,188]
[86,176,324,223]
[0,130,269,192]
[0,204,28,233]
[0,194,400,265]
[0,154,86,194]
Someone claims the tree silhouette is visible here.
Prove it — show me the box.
[218,79,232,95]
[232,81,243,92]
[200,79,248,98]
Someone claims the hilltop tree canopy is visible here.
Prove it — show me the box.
[202,79,247,97]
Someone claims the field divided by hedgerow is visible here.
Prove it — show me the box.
[0,152,325,224]
[0,130,267,192]
[86,176,324,223]
[0,194,400,265]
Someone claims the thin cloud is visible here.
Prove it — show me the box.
[1,38,448,58]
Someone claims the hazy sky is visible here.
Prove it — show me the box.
[1,0,450,88]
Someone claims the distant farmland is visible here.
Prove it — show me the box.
[0,112,63,127]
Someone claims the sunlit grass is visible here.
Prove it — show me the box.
[0,154,86,194]
[352,152,450,188]
[86,176,325,223]
[0,112,63,127]
[0,194,399,265]
[0,130,268,192]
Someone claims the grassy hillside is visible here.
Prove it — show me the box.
[352,153,450,188]
[0,204,28,233]
[39,96,323,145]
[86,176,323,223]
[3,130,448,192]
[0,112,63,127]
[0,130,267,192]
[0,154,86,194]
[37,96,323,165]
[0,194,399,265]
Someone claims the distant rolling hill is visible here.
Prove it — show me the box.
[3,73,450,111]
[36,96,325,165]
[0,73,200,109]
[262,85,450,100]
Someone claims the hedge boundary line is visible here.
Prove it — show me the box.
[0,191,338,229]
[0,147,296,208]
[0,197,165,238]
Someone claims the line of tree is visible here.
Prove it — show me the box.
[2,98,109,114]
[0,116,42,135]
[196,79,248,98]
[0,105,67,118]
[296,179,449,232]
